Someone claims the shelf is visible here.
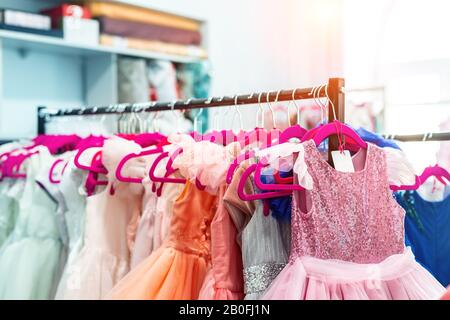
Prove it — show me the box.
[0,29,204,63]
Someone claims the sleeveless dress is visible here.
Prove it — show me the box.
[106,180,218,300]
[0,146,64,299]
[198,185,245,300]
[54,158,88,298]
[241,200,290,300]
[0,142,22,247]
[130,149,184,269]
[0,181,17,247]
[396,190,450,287]
[58,137,147,299]
[262,140,446,300]
[223,160,290,300]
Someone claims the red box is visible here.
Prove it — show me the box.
[42,4,91,28]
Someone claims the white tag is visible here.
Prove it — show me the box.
[331,150,355,173]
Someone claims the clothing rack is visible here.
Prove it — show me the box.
[37,78,346,156]
[382,132,450,142]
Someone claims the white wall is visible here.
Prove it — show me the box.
[127,0,345,129]
[0,0,346,136]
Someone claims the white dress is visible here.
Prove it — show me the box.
[0,142,22,247]
[54,158,88,299]
[0,146,64,299]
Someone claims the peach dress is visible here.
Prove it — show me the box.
[106,180,217,299]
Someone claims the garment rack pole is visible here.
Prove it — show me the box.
[37,78,346,142]
[382,132,450,142]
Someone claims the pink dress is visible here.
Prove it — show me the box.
[262,140,446,300]
[130,154,184,269]
[198,185,245,300]
[59,137,146,299]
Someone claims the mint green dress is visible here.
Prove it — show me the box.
[0,143,21,247]
[0,146,64,300]
[0,182,18,247]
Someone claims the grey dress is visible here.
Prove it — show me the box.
[224,165,291,300]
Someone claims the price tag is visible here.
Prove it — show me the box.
[331,150,355,173]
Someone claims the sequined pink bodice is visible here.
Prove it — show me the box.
[290,140,405,264]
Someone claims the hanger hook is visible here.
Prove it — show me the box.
[257,92,265,128]
[266,91,276,129]
[214,96,225,131]
[317,85,327,124]
[274,90,290,127]
[292,88,301,125]
[232,95,243,131]
[169,100,180,131]
[309,86,321,125]
[192,101,204,132]
[248,93,259,128]
[325,84,337,122]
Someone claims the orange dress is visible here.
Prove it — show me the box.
[106,180,218,300]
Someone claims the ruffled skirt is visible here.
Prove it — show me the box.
[198,268,244,300]
[56,246,129,300]
[0,237,62,299]
[262,248,445,300]
[106,246,209,300]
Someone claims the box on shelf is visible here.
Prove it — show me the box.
[41,4,91,29]
[0,24,63,38]
[62,16,99,46]
[0,9,51,30]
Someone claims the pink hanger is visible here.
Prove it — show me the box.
[148,147,207,195]
[115,145,163,183]
[280,125,307,143]
[419,165,450,185]
[392,164,450,191]
[33,134,81,154]
[301,125,322,142]
[253,157,304,191]
[389,165,450,192]
[8,150,40,179]
[149,149,186,184]
[74,142,107,174]
[312,120,368,149]
[48,158,69,184]
[84,150,108,196]
[390,176,421,192]
[237,163,292,201]
[226,127,281,184]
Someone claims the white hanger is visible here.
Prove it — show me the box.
[292,88,301,125]
[266,91,277,129]
[231,95,244,132]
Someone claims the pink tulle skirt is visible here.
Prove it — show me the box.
[198,268,245,300]
[262,248,445,300]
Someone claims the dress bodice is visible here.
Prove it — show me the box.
[83,137,146,258]
[165,181,217,259]
[291,140,405,264]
